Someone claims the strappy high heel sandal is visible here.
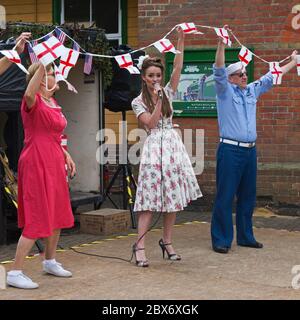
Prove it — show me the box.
[158,239,181,261]
[132,243,149,267]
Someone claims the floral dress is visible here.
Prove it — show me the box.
[132,83,202,213]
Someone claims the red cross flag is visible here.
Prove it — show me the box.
[214,28,232,47]
[269,62,283,85]
[0,49,29,74]
[153,39,180,54]
[114,53,140,74]
[238,46,253,67]
[54,65,78,93]
[33,36,65,66]
[297,55,300,76]
[178,22,203,35]
[58,47,80,79]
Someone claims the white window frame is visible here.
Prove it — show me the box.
[61,0,122,44]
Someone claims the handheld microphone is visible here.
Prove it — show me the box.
[154,83,163,99]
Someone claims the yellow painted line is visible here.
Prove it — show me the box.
[128,233,138,236]
[80,243,93,247]
[174,224,183,227]
[183,222,193,224]
[1,260,14,264]
[104,238,117,241]
[150,229,161,232]
[70,246,81,249]
[56,249,66,252]
[25,256,36,259]
[91,241,104,244]
[115,236,128,239]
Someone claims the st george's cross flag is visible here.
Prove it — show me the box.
[178,22,203,34]
[238,46,253,67]
[153,39,180,54]
[114,53,140,74]
[214,28,232,47]
[58,47,80,78]
[296,55,300,76]
[54,65,78,93]
[0,49,29,74]
[32,36,65,66]
[269,62,283,85]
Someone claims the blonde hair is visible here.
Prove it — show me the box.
[141,57,172,118]
[26,63,52,84]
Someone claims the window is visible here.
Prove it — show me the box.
[62,0,122,45]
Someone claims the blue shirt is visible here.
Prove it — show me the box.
[213,65,273,142]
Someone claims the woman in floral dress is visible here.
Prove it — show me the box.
[131,27,202,267]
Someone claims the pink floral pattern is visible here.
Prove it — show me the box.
[132,83,202,212]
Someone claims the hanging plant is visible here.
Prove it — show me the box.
[0,22,112,88]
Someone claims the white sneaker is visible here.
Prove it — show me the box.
[7,272,39,289]
[43,261,72,277]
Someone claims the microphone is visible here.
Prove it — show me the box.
[154,83,163,99]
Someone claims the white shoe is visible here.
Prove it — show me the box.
[43,261,72,277]
[7,272,39,289]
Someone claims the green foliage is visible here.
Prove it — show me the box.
[0,22,112,88]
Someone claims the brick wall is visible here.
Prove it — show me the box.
[138,0,300,206]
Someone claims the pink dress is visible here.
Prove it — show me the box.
[18,93,74,239]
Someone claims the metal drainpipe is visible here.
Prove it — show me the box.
[98,69,104,195]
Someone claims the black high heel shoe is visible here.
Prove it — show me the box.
[158,239,181,261]
[132,243,149,267]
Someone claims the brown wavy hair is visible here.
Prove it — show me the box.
[141,57,172,118]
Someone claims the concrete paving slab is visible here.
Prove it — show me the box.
[1,222,300,300]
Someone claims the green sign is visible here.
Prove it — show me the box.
[165,49,254,117]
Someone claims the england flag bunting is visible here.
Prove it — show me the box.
[54,65,78,93]
[214,28,232,47]
[0,50,29,74]
[114,53,140,74]
[153,39,180,54]
[58,47,80,79]
[32,36,65,66]
[297,55,300,76]
[179,22,203,34]
[238,46,253,67]
[269,62,283,85]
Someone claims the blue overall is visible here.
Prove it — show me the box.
[211,65,273,248]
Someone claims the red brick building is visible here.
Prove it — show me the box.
[138,0,300,206]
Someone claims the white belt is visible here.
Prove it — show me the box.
[220,138,256,148]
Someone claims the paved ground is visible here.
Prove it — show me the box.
[1,201,300,299]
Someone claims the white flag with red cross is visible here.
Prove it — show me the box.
[178,22,203,35]
[214,28,232,47]
[33,36,65,66]
[297,55,300,76]
[269,62,283,85]
[58,47,80,79]
[114,53,140,74]
[238,46,253,67]
[153,39,180,54]
[0,50,29,74]
[54,65,78,93]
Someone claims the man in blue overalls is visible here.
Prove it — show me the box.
[211,26,298,254]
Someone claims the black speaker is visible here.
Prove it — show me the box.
[104,45,145,112]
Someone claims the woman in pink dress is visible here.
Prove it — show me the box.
[7,62,76,289]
